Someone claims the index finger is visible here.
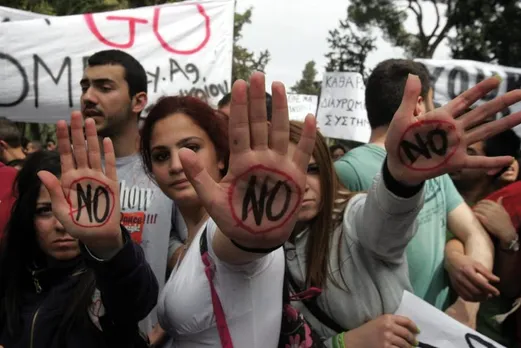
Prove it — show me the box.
[228,79,251,155]
[56,119,74,173]
[269,82,289,155]
[444,76,501,117]
[393,315,420,334]
[464,265,500,296]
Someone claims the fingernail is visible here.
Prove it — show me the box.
[493,74,503,82]
[415,339,420,346]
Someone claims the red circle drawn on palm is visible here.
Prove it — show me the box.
[397,119,460,172]
[67,177,115,228]
[228,165,302,235]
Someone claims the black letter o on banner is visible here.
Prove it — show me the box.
[448,67,469,99]
[0,53,29,107]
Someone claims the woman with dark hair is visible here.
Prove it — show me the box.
[0,114,158,348]
[282,73,521,348]
[140,73,316,347]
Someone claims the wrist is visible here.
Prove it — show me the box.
[84,230,125,260]
[498,234,519,253]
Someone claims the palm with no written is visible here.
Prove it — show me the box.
[385,74,521,185]
[37,112,123,259]
[178,72,317,250]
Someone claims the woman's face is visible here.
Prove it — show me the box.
[34,184,80,260]
[287,142,322,222]
[499,159,519,185]
[149,113,224,206]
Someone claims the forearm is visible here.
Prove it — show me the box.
[357,159,424,262]
[463,228,495,271]
[83,229,159,322]
[444,238,465,270]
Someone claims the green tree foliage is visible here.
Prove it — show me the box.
[232,8,270,82]
[290,61,320,95]
[324,15,376,79]
[449,0,521,68]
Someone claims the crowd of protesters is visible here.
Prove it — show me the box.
[0,49,520,348]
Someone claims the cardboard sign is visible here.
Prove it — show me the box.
[0,0,234,123]
[287,94,318,121]
[316,72,370,142]
[417,59,521,138]
[395,291,506,348]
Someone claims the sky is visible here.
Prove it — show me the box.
[235,0,453,89]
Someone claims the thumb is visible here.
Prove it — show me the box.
[394,74,422,121]
[178,148,220,212]
[37,171,68,214]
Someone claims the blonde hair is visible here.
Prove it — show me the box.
[289,121,356,289]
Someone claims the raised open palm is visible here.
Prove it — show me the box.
[179,72,316,249]
[37,112,122,256]
[386,74,521,185]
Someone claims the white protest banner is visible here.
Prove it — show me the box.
[316,72,370,143]
[0,6,49,22]
[416,59,521,138]
[0,0,234,124]
[287,94,318,121]
[395,291,505,348]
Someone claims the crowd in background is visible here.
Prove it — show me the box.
[0,50,520,348]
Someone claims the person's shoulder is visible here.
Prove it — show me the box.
[487,181,521,200]
[0,163,17,181]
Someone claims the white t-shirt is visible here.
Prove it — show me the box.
[115,154,174,333]
[158,219,284,348]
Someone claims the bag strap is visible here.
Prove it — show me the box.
[199,227,234,348]
[285,261,346,334]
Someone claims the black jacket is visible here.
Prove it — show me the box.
[0,229,158,348]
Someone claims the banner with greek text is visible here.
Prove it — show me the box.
[287,94,318,122]
[316,72,370,142]
[0,1,234,123]
[416,59,521,138]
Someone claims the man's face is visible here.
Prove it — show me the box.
[450,141,488,187]
[80,65,133,138]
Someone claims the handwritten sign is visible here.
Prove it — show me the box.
[416,59,521,138]
[287,94,318,121]
[0,6,48,22]
[316,72,370,142]
[395,291,505,348]
[0,1,234,123]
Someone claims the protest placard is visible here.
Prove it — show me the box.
[395,291,506,348]
[287,94,318,121]
[316,72,370,142]
[0,0,234,123]
[417,59,521,138]
[0,6,48,22]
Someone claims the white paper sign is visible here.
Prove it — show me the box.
[0,0,234,123]
[416,59,521,138]
[316,72,370,142]
[395,291,505,348]
[288,94,318,121]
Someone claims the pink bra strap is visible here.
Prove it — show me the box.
[202,251,234,348]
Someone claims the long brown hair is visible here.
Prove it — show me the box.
[289,121,356,290]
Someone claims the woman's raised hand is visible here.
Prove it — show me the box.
[38,112,122,259]
[179,72,316,249]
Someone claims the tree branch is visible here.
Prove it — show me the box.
[427,0,441,43]
[429,18,453,56]
[408,0,426,42]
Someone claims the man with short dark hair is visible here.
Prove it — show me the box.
[81,49,174,335]
[0,117,26,165]
[335,59,497,328]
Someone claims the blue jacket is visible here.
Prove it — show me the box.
[0,229,158,348]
